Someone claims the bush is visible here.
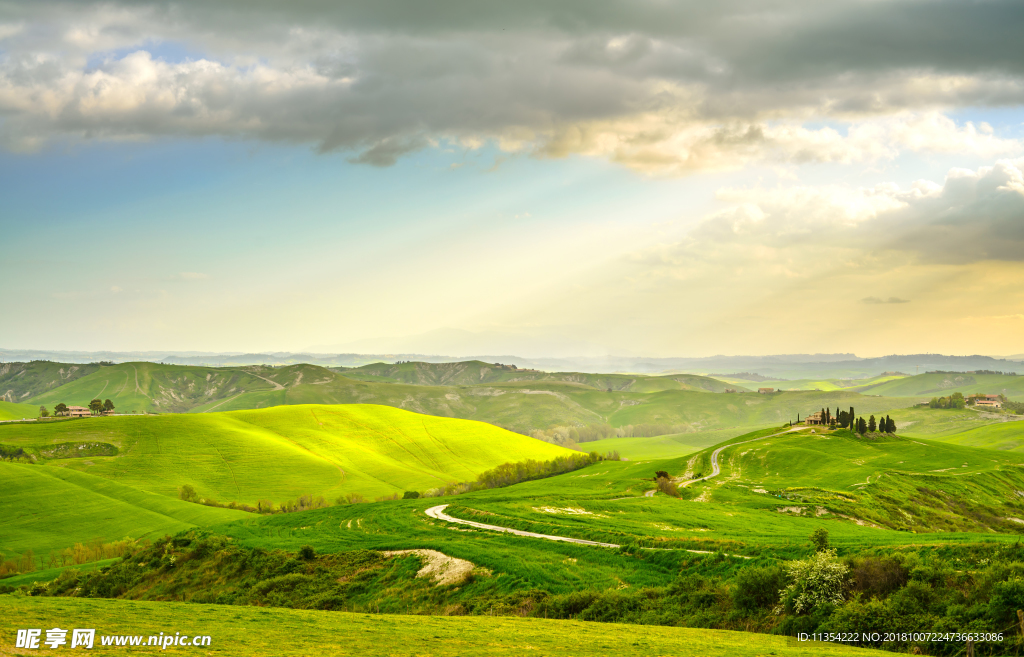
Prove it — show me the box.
[732,564,787,611]
[847,556,909,599]
[299,545,315,561]
[777,549,849,614]
[656,477,680,498]
[810,528,829,552]
[402,491,420,499]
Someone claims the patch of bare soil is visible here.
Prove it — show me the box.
[383,549,488,586]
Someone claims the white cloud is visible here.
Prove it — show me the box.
[637,158,1024,274]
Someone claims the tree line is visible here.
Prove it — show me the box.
[802,407,896,434]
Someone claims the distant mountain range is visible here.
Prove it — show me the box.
[2,348,1021,379]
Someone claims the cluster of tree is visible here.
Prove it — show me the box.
[422,451,620,498]
[0,539,138,579]
[0,549,37,578]
[45,539,135,568]
[89,399,115,414]
[0,445,27,461]
[929,392,966,409]
[178,484,328,515]
[809,407,895,433]
[1003,399,1024,415]
[710,372,770,381]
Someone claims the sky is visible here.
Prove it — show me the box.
[1,0,1023,358]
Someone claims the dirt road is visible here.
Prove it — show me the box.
[424,504,620,547]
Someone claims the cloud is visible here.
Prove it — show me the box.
[861,297,910,305]
[663,157,1024,264]
[0,1,1023,169]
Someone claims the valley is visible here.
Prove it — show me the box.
[3,358,1024,656]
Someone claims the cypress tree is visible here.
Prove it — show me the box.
[868,415,876,432]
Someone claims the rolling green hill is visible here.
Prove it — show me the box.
[27,361,292,414]
[858,371,1024,400]
[339,360,747,392]
[0,404,572,505]
[0,361,100,404]
[19,359,929,441]
[712,374,906,392]
[927,419,1024,452]
[0,400,40,421]
[0,463,249,557]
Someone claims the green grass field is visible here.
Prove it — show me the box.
[0,403,571,505]
[928,420,1024,452]
[0,597,882,656]
[0,463,250,557]
[713,374,906,392]
[0,401,39,422]
[584,428,748,460]
[859,372,1024,400]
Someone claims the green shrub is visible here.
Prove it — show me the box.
[732,564,786,612]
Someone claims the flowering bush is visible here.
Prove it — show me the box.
[776,548,849,614]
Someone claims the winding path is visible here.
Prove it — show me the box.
[681,427,803,489]
[424,504,751,558]
[425,504,619,547]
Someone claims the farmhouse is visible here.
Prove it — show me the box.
[66,406,90,418]
[758,387,774,394]
[804,411,824,425]
[976,399,1002,409]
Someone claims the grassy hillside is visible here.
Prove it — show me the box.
[0,597,881,657]
[888,406,1021,438]
[930,420,1024,452]
[583,428,743,460]
[0,404,572,504]
[713,374,906,392]
[860,371,1024,400]
[0,400,40,421]
[339,360,746,393]
[27,361,294,414]
[0,361,100,403]
[0,463,248,557]
[20,360,932,441]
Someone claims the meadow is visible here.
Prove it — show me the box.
[0,597,883,656]
[5,410,1024,655]
[0,401,38,422]
[0,404,571,507]
[0,462,249,557]
[860,372,1024,400]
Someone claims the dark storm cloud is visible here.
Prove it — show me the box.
[0,0,1023,166]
